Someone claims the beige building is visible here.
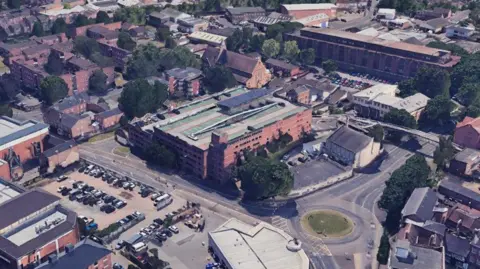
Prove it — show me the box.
[323,126,381,168]
[353,84,429,120]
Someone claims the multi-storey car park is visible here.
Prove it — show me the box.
[128,87,312,182]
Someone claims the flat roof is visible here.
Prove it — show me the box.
[188,31,227,44]
[0,179,23,206]
[154,89,308,150]
[282,3,336,11]
[209,218,309,269]
[0,116,49,150]
[353,83,397,100]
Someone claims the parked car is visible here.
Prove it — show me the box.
[153,218,164,225]
[105,206,116,214]
[115,240,125,250]
[150,193,161,201]
[115,201,127,209]
[169,225,179,234]
[57,175,68,182]
[61,188,72,196]
[57,186,66,193]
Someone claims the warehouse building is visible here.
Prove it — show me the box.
[208,218,310,269]
[0,188,79,269]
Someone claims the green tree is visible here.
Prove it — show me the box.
[44,53,64,75]
[433,136,455,168]
[266,22,303,41]
[249,34,265,52]
[419,95,454,127]
[456,83,480,106]
[282,40,300,62]
[117,31,136,51]
[226,28,243,52]
[299,48,316,65]
[74,36,100,58]
[239,156,293,200]
[156,27,170,41]
[51,18,67,34]
[368,124,384,143]
[119,79,168,118]
[204,66,237,93]
[378,154,431,232]
[113,6,146,24]
[158,46,200,71]
[451,53,480,96]
[262,39,280,58]
[126,44,163,79]
[398,78,417,98]
[322,60,337,74]
[144,142,177,168]
[383,108,418,129]
[31,21,45,37]
[88,70,108,95]
[377,231,390,265]
[89,52,115,68]
[467,105,480,117]
[0,104,12,117]
[63,3,71,9]
[427,41,468,57]
[7,0,20,9]
[74,14,91,27]
[96,11,111,24]
[203,0,221,11]
[40,76,69,105]
[164,37,176,49]
[414,67,451,98]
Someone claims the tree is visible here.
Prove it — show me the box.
[127,265,140,269]
[156,27,170,41]
[378,154,431,232]
[126,44,163,79]
[63,3,71,9]
[96,11,111,24]
[31,21,45,37]
[89,52,115,68]
[157,46,200,71]
[203,0,221,11]
[451,53,480,96]
[74,36,101,58]
[282,40,300,62]
[204,66,237,93]
[113,6,146,24]
[239,156,293,200]
[117,32,136,51]
[89,70,108,95]
[262,39,280,58]
[249,34,265,52]
[322,60,337,74]
[144,142,177,168]
[7,0,20,9]
[433,136,455,168]
[398,78,416,98]
[427,41,468,57]
[164,37,176,49]
[414,67,451,98]
[118,79,168,118]
[383,108,418,129]
[266,22,303,41]
[74,14,91,27]
[51,18,67,34]
[299,48,316,65]
[44,53,64,75]
[226,29,243,52]
[419,95,453,127]
[377,231,390,265]
[40,76,69,105]
[467,105,480,117]
[368,124,384,143]
[456,83,480,106]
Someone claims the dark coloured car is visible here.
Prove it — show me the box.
[83,196,93,205]
[61,188,72,196]
[78,166,86,173]
[105,205,116,214]
[153,218,164,225]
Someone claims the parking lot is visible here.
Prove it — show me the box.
[42,164,228,268]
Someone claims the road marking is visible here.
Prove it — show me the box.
[271,216,290,233]
[304,234,332,256]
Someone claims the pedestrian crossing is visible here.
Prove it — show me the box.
[271,216,290,232]
[305,234,332,256]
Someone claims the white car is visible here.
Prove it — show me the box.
[57,186,66,193]
[142,228,152,235]
[150,193,160,201]
[169,225,179,234]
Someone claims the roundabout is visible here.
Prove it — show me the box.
[301,210,354,238]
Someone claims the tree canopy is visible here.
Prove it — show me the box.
[383,108,418,129]
[322,60,338,74]
[96,11,111,24]
[117,32,136,51]
[368,124,384,143]
[51,18,67,34]
[419,95,453,128]
[74,14,92,27]
[144,142,177,169]
[40,76,69,105]
[226,28,253,52]
[451,53,480,96]
[156,28,170,42]
[7,0,20,9]
[299,48,316,65]
[118,78,168,119]
[113,6,146,24]
[238,156,293,200]
[397,67,451,98]
[0,104,12,117]
[427,41,468,57]
[31,21,45,37]
[74,36,101,58]
[203,66,237,93]
[249,34,265,52]
[456,83,480,106]
[44,53,64,76]
[433,136,455,168]
[262,39,280,58]
[283,40,300,62]
[89,70,108,95]
[266,22,303,41]
[377,231,390,265]
[378,154,431,232]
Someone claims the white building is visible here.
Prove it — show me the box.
[376,8,396,20]
[446,25,475,39]
[208,218,310,269]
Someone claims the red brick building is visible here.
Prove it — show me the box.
[0,189,79,269]
[0,117,49,181]
[280,3,337,19]
[98,39,132,68]
[94,108,123,130]
[265,58,301,77]
[39,140,79,174]
[454,116,480,150]
[129,87,312,182]
[287,85,311,105]
[164,67,203,97]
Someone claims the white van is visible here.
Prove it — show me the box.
[154,194,173,210]
[131,242,147,253]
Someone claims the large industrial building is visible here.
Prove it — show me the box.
[0,181,79,269]
[129,87,312,182]
[286,28,461,80]
[0,117,49,181]
[208,218,310,269]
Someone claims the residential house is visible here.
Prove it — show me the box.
[438,179,480,211]
[177,17,208,33]
[265,58,301,77]
[323,125,381,168]
[94,108,123,130]
[445,204,480,236]
[401,187,439,224]
[225,7,266,24]
[454,116,480,149]
[39,139,79,174]
[415,7,452,21]
[287,85,311,105]
[445,233,471,269]
[450,148,480,177]
[202,47,271,88]
[389,240,444,269]
[446,25,475,39]
[418,18,451,33]
[164,67,203,97]
[97,39,132,68]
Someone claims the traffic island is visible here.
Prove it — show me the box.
[301,210,354,238]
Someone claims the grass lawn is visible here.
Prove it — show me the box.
[88,131,115,143]
[302,210,354,238]
[113,146,131,157]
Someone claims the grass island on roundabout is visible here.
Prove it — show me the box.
[301,210,354,238]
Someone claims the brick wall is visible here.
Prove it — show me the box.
[281,8,336,19]
[245,61,271,88]
[87,253,112,269]
[61,102,86,114]
[69,117,93,138]
[454,125,480,149]
[0,133,47,165]
[97,113,122,129]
